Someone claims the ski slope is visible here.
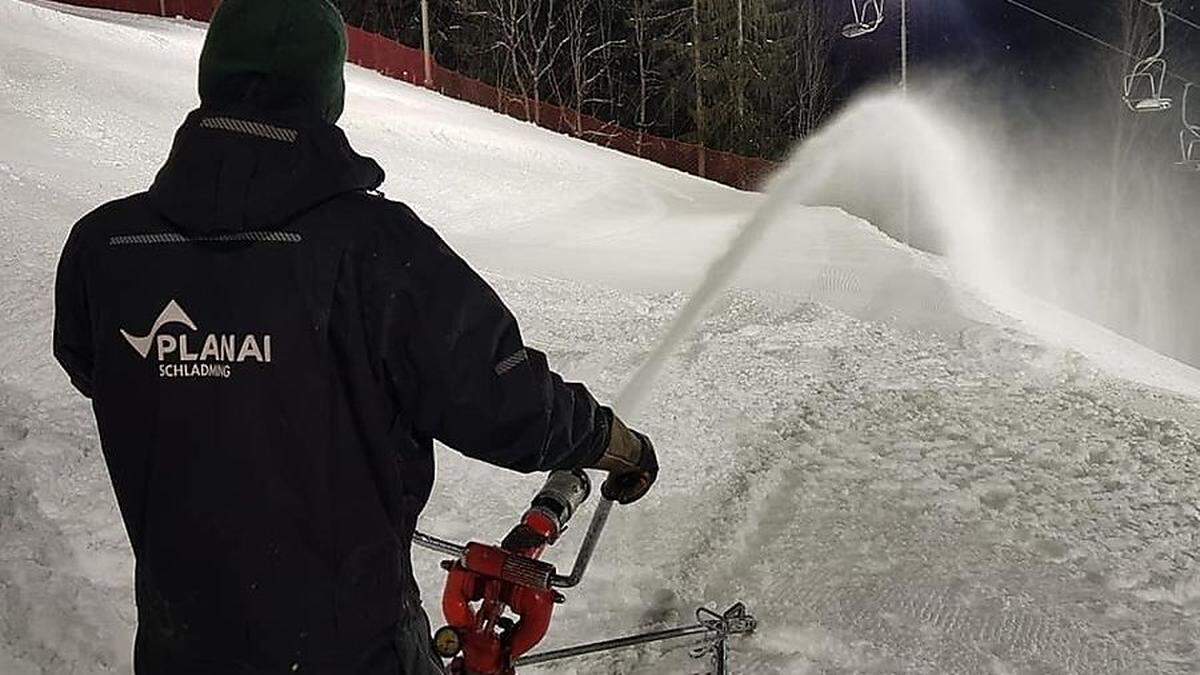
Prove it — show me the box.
[3,1,1200,672]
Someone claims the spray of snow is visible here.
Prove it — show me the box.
[619,88,1200,418]
[772,88,1200,399]
[612,157,838,417]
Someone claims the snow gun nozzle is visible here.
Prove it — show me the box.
[526,470,591,537]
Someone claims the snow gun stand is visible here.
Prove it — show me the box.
[412,470,757,674]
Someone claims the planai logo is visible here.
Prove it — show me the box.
[120,299,196,358]
[121,299,273,379]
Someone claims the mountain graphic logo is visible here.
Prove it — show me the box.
[120,300,273,379]
[120,299,197,359]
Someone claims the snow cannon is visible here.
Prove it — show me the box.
[413,471,758,674]
[417,470,592,674]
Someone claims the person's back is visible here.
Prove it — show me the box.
[53,2,657,672]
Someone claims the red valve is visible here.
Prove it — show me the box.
[439,509,564,675]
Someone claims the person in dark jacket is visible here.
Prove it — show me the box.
[52,0,658,672]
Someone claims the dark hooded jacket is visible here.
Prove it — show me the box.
[52,106,613,673]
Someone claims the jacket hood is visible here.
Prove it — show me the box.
[148,108,384,233]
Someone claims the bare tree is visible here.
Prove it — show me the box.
[630,0,652,136]
[562,0,622,134]
[692,0,705,173]
[792,0,836,138]
[627,0,690,147]
[338,0,839,161]
[697,0,832,155]
[476,0,567,122]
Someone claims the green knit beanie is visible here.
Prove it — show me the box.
[198,0,348,124]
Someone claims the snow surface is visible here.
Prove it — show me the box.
[3,1,1200,672]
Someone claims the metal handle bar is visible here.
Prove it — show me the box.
[411,481,616,590]
[549,497,612,588]
[412,530,468,557]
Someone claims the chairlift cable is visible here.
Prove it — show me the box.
[1000,0,1197,87]
[1164,8,1200,32]
[1002,0,1131,58]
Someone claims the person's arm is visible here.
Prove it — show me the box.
[53,224,95,399]
[377,205,611,473]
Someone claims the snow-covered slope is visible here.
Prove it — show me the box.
[3,1,1200,672]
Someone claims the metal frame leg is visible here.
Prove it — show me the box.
[515,603,756,672]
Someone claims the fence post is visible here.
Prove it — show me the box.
[420,0,433,87]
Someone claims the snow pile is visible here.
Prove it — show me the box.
[3,1,1200,672]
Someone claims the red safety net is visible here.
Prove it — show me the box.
[57,0,776,190]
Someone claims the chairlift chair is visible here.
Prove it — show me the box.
[1123,1,1173,112]
[1177,83,1200,171]
[843,0,884,39]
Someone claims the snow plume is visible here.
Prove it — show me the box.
[772,90,1003,286]
[618,86,1200,414]
[777,85,1200,370]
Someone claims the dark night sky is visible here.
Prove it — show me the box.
[833,0,1200,101]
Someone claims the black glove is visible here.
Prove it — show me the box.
[501,523,548,552]
[589,416,658,505]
